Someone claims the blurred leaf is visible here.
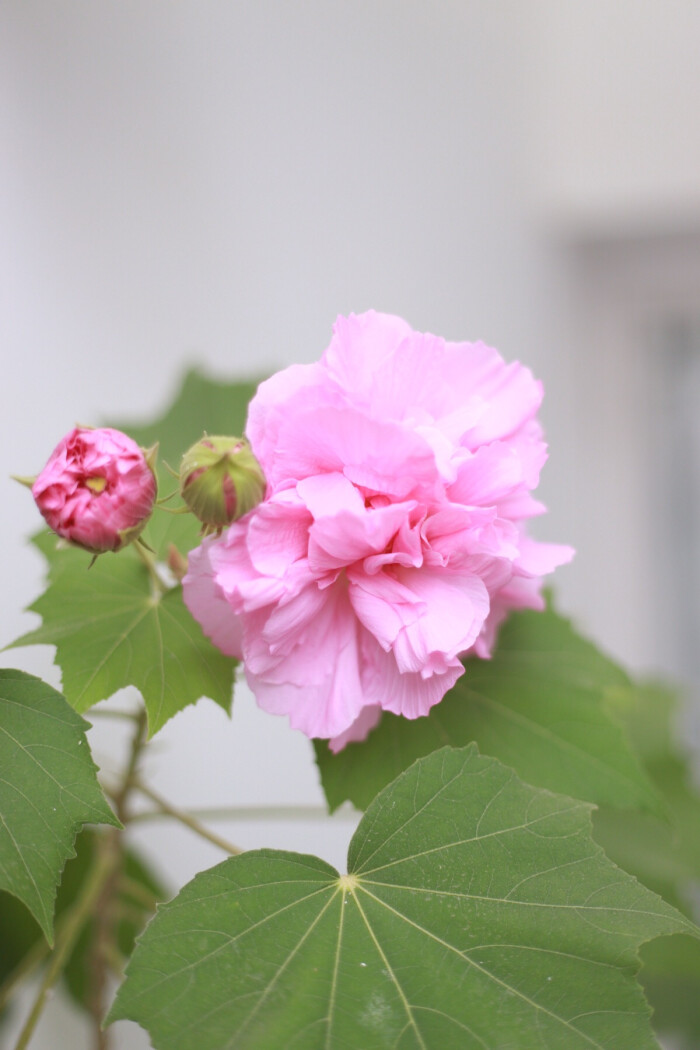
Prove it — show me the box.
[60,830,166,1008]
[110,745,693,1050]
[10,533,235,734]
[593,681,700,1048]
[0,670,119,943]
[316,605,659,815]
[0,829,166,1025]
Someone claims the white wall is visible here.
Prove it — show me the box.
[2,3,699,1047]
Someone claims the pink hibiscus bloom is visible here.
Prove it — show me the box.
[184,311,573,749]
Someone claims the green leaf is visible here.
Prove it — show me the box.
[8,369,256,730]
[315,605,659,815]
[0,670,119,943]
[110,745,694,1049]
[0,828,165,1023]
[638,935,700,1050]
[592,682,700,1047]
[10,534,235,734]
[112,368,260,561]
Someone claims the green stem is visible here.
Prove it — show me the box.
[133,540,165,599]
[0,935,50,1016]
[12,848,118,1050]
[10,709,149,1050]
[89,708,143,722]
[130,804,354,823]
[87,709,148,1050]
[117,873,159,910]
[133,781,242,855]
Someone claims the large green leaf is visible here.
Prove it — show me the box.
[109,745,693,1049]
[315,606,659,815]
[10,532,235,734]
[593,682,700,1048]
[112,368,260,560]
[0,670,119,943]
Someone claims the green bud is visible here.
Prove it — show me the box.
[179,435,266,533]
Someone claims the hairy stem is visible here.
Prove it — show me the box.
[133,781,242,855]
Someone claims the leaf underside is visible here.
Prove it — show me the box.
[110,745,693,1050]
[0,669,119,942]
[315,606,659,815]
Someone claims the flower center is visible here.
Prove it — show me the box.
[85,475,107,494]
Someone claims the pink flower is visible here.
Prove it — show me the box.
[184,311,573,749]
[32,427,157,553]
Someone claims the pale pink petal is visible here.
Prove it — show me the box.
[328,704,382,753]
[245,585,366,738]
[308,501,418,574]
[245,493,311,576]
[349,566,490,674]
[448,443,527,506]
[514,536,576,577]
[296,472,365,519]
[246,362,322,476]
[271,405,440,499]
[361,640,465,720]
[322,311,412,400]
[183,542,244,659]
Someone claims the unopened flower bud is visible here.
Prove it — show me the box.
[179,435,265,532]
[28,427,157,554]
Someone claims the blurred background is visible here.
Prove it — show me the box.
[2,2,700,1046]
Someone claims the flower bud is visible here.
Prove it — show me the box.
[179,435,265,532]
[29,427,157,554]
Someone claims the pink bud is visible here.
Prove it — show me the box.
[31,427,157,554]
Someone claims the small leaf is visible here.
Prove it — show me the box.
[110,746,694,1050]
[0,670,119,943]
[315,605,659,814]
[10,535,235,734]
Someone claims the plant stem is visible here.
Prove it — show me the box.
[133,540,165,599]
[0,936,50,1016]
[12,847,117,1050]
[133,781,242,855]
[89,708,144,722]
[10,709,149,1050]
[87,709,148,1050]
[130,804,354,822]
[117,873,160,910]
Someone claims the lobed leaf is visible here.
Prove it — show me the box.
[110,745,694,1049]
[315,606,659,815]
[0,669,119,943]
[10,533,235,734]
